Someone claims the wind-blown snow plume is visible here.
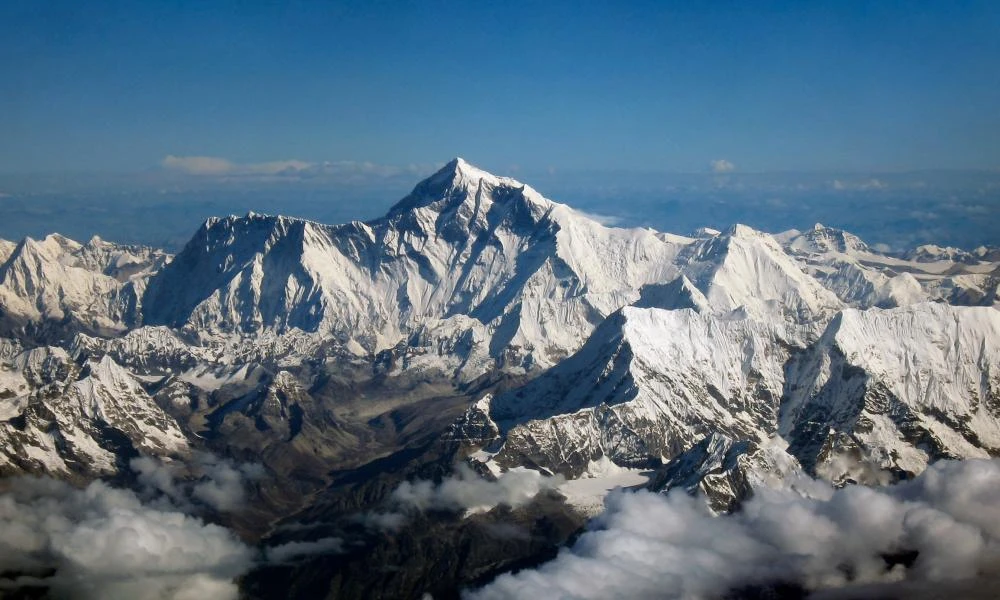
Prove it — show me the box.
[468,459,1000,599]
[0,478,254,600]
[392,465,563,515]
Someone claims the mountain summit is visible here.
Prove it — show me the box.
[140,159,686,371]
[387,157,546,217]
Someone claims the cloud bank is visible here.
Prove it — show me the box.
[160,155,439,183]
[468,459,1000,599]
[131,452,264,512]
[0,455,338,598]
[831,177,889,191]
[0,477,253,600]
[353,465,564,533]
[162,155,312,177]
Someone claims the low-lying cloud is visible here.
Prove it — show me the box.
[131,452,264,512]
[0,477,254,600]
[264,537,345,564]
[468,459,1000,599]
[0,454,341,598]
[354,465,564,533]
[392,465,563,516]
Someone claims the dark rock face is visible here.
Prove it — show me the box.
[242,441,586,600]
[648,433,758,513]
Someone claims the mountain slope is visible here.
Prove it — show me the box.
[0,234,167,338]
[662,224,844,324]
[141,158,685,371]
[461,301,1000,487]
[781,302,1000,480]
[0,348,187,477]
[460,306,795,478]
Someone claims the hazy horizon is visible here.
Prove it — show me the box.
[0,158,997,254]
[3,2,998,252]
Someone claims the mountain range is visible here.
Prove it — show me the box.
[0,158,997,598]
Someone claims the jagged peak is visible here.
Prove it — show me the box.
[197,212,329,240]
[634,275,711,313]
[88,353,139,384]
[693,227,721,238]
[442,157,520,187]
[7,233,80,265]
[724,223,767,239]
[680,222,844,320]
[387,157,547,217]
[792,223,871,255]
[43,232,79,246]
[691,224,780,261]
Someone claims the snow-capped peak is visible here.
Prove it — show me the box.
[386,157,549,219]
[786,223,872,255]
[674,223,844,323]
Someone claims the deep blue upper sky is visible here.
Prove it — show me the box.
[2,0,999,176]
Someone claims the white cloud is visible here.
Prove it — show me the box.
[131,452,264,512]
[264,537,345,564]
[162,155,238,176]
[0,455,333,597]
[0,477,253,600]
[392,465,563,516]
[355,511,408,532]
[468,459,1000,600]
[162,155,313,177]
[191,454,266,512]
[355,465,562,534]
[831,178,888,191]
[711,159,735,173]
[160,155,439,183]
[263,465,559,568]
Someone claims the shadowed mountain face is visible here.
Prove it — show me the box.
[0,159,998,599]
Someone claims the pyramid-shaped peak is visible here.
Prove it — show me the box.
[793,223,871,254]
[634,275,711,313]
[13,233,79,262]
[449,156,471,170]
[388,158,544,217]
[723,223,768,240]
[436,157,520,187]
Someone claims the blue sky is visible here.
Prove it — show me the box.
[2,0,999,176]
